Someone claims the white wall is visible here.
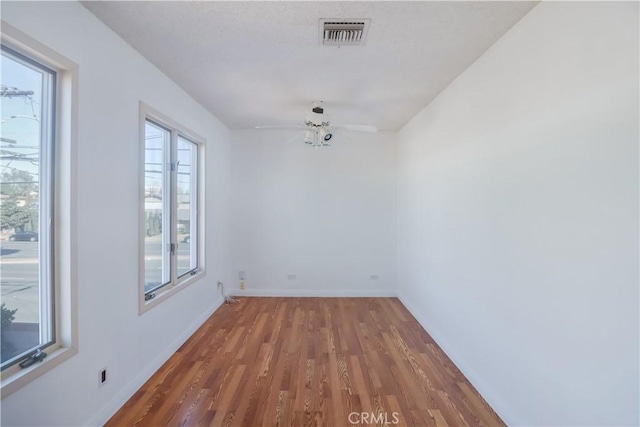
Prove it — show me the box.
[230,130,396,296]
[0,2,231,426]
[397,2,639,426]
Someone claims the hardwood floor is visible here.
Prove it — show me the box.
[107,298,504,427]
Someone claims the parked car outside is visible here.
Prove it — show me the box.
[8,231,38,242]
[182,235,190,243]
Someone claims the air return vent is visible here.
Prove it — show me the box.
[319,19,371,46]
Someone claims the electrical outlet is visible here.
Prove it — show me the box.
[287,274,296,280]
[370,275,379,280]
[99,367,107,387]
[239,271,245,280]
[239,281,245,290]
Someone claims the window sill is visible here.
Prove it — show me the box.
[139,270,206,315]
[1,346,78,398]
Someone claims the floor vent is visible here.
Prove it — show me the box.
[319,19,371,46]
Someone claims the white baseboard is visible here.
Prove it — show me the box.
[86,294,224,427]
[231,288,397,297]
[396,292,516,426]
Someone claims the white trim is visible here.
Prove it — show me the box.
[396,292,516,426]
[0,347,78,397]
[138,102,206,315]
[141,271,207,312]
[87,294,225,427]
[140,102,205,144]
[233,288,398,298]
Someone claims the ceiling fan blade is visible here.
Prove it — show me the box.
[254,124,306,130]
[285,130,306,145]
[331,124,378,133]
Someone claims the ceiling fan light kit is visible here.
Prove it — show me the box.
[303,126,332,148]
[255,100,377,149]
[304,130,314,145]
[319,128,332,142]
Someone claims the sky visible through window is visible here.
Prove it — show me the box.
[1,53,42,178]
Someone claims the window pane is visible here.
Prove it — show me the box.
[177,136,196,277]
[0,48,54,367]
[144,121,170,293]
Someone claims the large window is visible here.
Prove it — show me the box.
[0,46,56,370]
[141,108,201,308]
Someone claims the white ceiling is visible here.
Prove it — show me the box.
[82,1,537,131]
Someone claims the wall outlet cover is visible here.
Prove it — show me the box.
[99,367,107,387]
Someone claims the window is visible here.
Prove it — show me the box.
[0,46,56,371]
[141,105,202,310]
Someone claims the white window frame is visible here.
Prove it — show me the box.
[0,23,78,397]
[0,44,56,371]
[138,102,205,314]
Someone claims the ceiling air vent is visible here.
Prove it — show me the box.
[319,19,371,47]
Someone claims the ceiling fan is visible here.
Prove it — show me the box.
[255,101,377,148]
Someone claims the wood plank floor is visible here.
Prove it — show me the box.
[107,298,504,427]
